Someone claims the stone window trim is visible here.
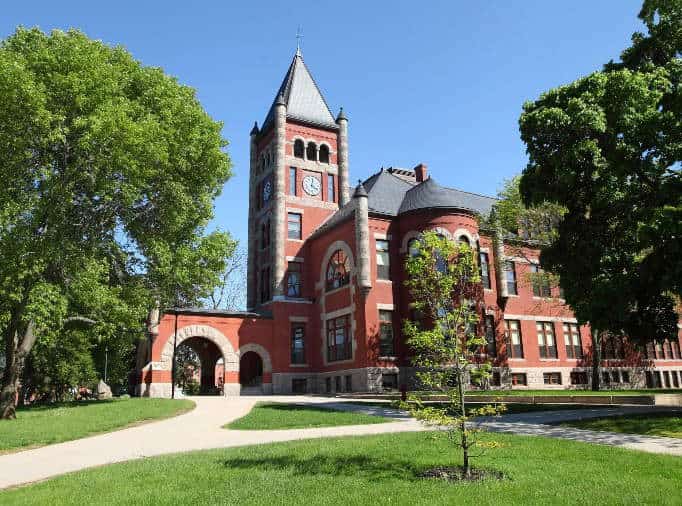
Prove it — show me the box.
[289,316,309,322]
[319,240,355,288]
[374,232,391,240]
[504,314,578,323]
[377,303,395,311]
[452,228,477,245]
[286,256,304,263]
[399,227,453,254]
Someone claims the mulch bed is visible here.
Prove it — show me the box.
[418,466,504,482]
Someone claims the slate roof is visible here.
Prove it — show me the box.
[365,170,496,217]
[309,171,497,241]
[262,50,337,130]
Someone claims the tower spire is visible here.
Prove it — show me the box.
[295,26,303,56]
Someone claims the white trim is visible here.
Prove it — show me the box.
[287,207,305,214]
[479,247,490,253]
[504,314,578,323]
[374,232,391,240]
[377,303,395,311]
[286,256,304,262]
[453,228,476,244]
[504,255,536,264]
[289,316,309,322]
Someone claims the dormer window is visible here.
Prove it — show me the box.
[306,142,317,161]
[319,144,330,163]
[294,139,304,158]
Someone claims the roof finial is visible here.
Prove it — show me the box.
[295,26,303,56]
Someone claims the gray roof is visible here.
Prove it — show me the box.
[262,50,337,130]
[365,170,496,217]
[309,172,497,241]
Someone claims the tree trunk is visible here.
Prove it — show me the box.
[457,368,470,477]
[1,299,37,420]
[591,329,602,392]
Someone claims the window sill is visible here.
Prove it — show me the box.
[508,358,526,361]
[379,356,397,361]
[377,279,393,284]
[287,238,304,243]
[289,363,309,368]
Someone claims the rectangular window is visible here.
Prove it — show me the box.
[664,340,672,359]
[289,167,297,195]
[287,212,302,240]
[672,341,680,360]
[621,370,630,384]
[663,371,671,388]
[325,377,332,393]
[379,310,394,356]
[286,262,302,297]
[376,239,390,280]
[530,264,551,297]
[484,315,497,357]
[543,372,562,385]
[655,341,663,360]
[563,323,583,359]
[327,174,335,202]
[479,252,491,289]
[505,320,524,358]
[602,371,610,384]
[259,267,270,303]
[505,261,518,295]
[335,375,342,392]
[672,371,680,388]
[537,321,557,359]
[291,378,307,393]
[382,373,398,390]
[570,371,588,385]
[327,315,351,362]
[490,371,501,386]
[511,373,527,386]
[345,375,352,392]
[290,323,306,364]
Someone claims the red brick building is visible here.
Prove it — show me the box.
[135,50,682,397]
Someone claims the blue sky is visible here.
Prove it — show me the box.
[2,1,644,249]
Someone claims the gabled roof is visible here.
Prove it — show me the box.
[365,170,496,217]
[262,50,337,130]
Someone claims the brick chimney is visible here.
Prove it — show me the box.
[413,163,428,182]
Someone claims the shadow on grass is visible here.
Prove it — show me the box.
[221,453,427,481]
[15,399,118,413]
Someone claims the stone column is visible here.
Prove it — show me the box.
[493,221,508,298]
[246,122,259,310]
[271,94,287,298]
[354,182,371,295]
[336,108,350,206]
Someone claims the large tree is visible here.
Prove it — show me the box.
[0,28,235,418]
[519,1,681,389]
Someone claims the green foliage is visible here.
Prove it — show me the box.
[402,232,503,474]
[489,176,565,243]
[0,27,236,412]
[518,1,681,351]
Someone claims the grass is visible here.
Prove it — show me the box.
[226,402,389,430]
[2,431,681,505]
[561,413,682,439]
[352,401,598,415]
[0,398,194,452]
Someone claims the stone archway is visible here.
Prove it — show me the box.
[238,343,273,394]
[158,324,239,396]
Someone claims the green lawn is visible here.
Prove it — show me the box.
[561,413,682,439]
[2,431,681,505]
[0,398,194,452]
[226,402,389,430]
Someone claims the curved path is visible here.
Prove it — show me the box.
[0,396,680,490]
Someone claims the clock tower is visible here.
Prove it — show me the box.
[246,49,349,310]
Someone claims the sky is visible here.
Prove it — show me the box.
[2,0,645,249]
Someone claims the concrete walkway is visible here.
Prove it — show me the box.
[0,397,680,490]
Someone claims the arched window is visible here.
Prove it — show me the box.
[319,144,330,163]
[306,142,317,161]
[435,234,448,273]
[458,235,470,246]
[294,139,304,158]
[326,250,351,291]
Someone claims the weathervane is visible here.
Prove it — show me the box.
[296,26,303,55]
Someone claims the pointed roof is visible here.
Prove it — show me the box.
[262,51,337,130]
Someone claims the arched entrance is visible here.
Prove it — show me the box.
[175,336,224,395]
[239,351,263,387]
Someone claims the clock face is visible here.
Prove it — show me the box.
[303,175,321,196]
[262,180,272,202]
